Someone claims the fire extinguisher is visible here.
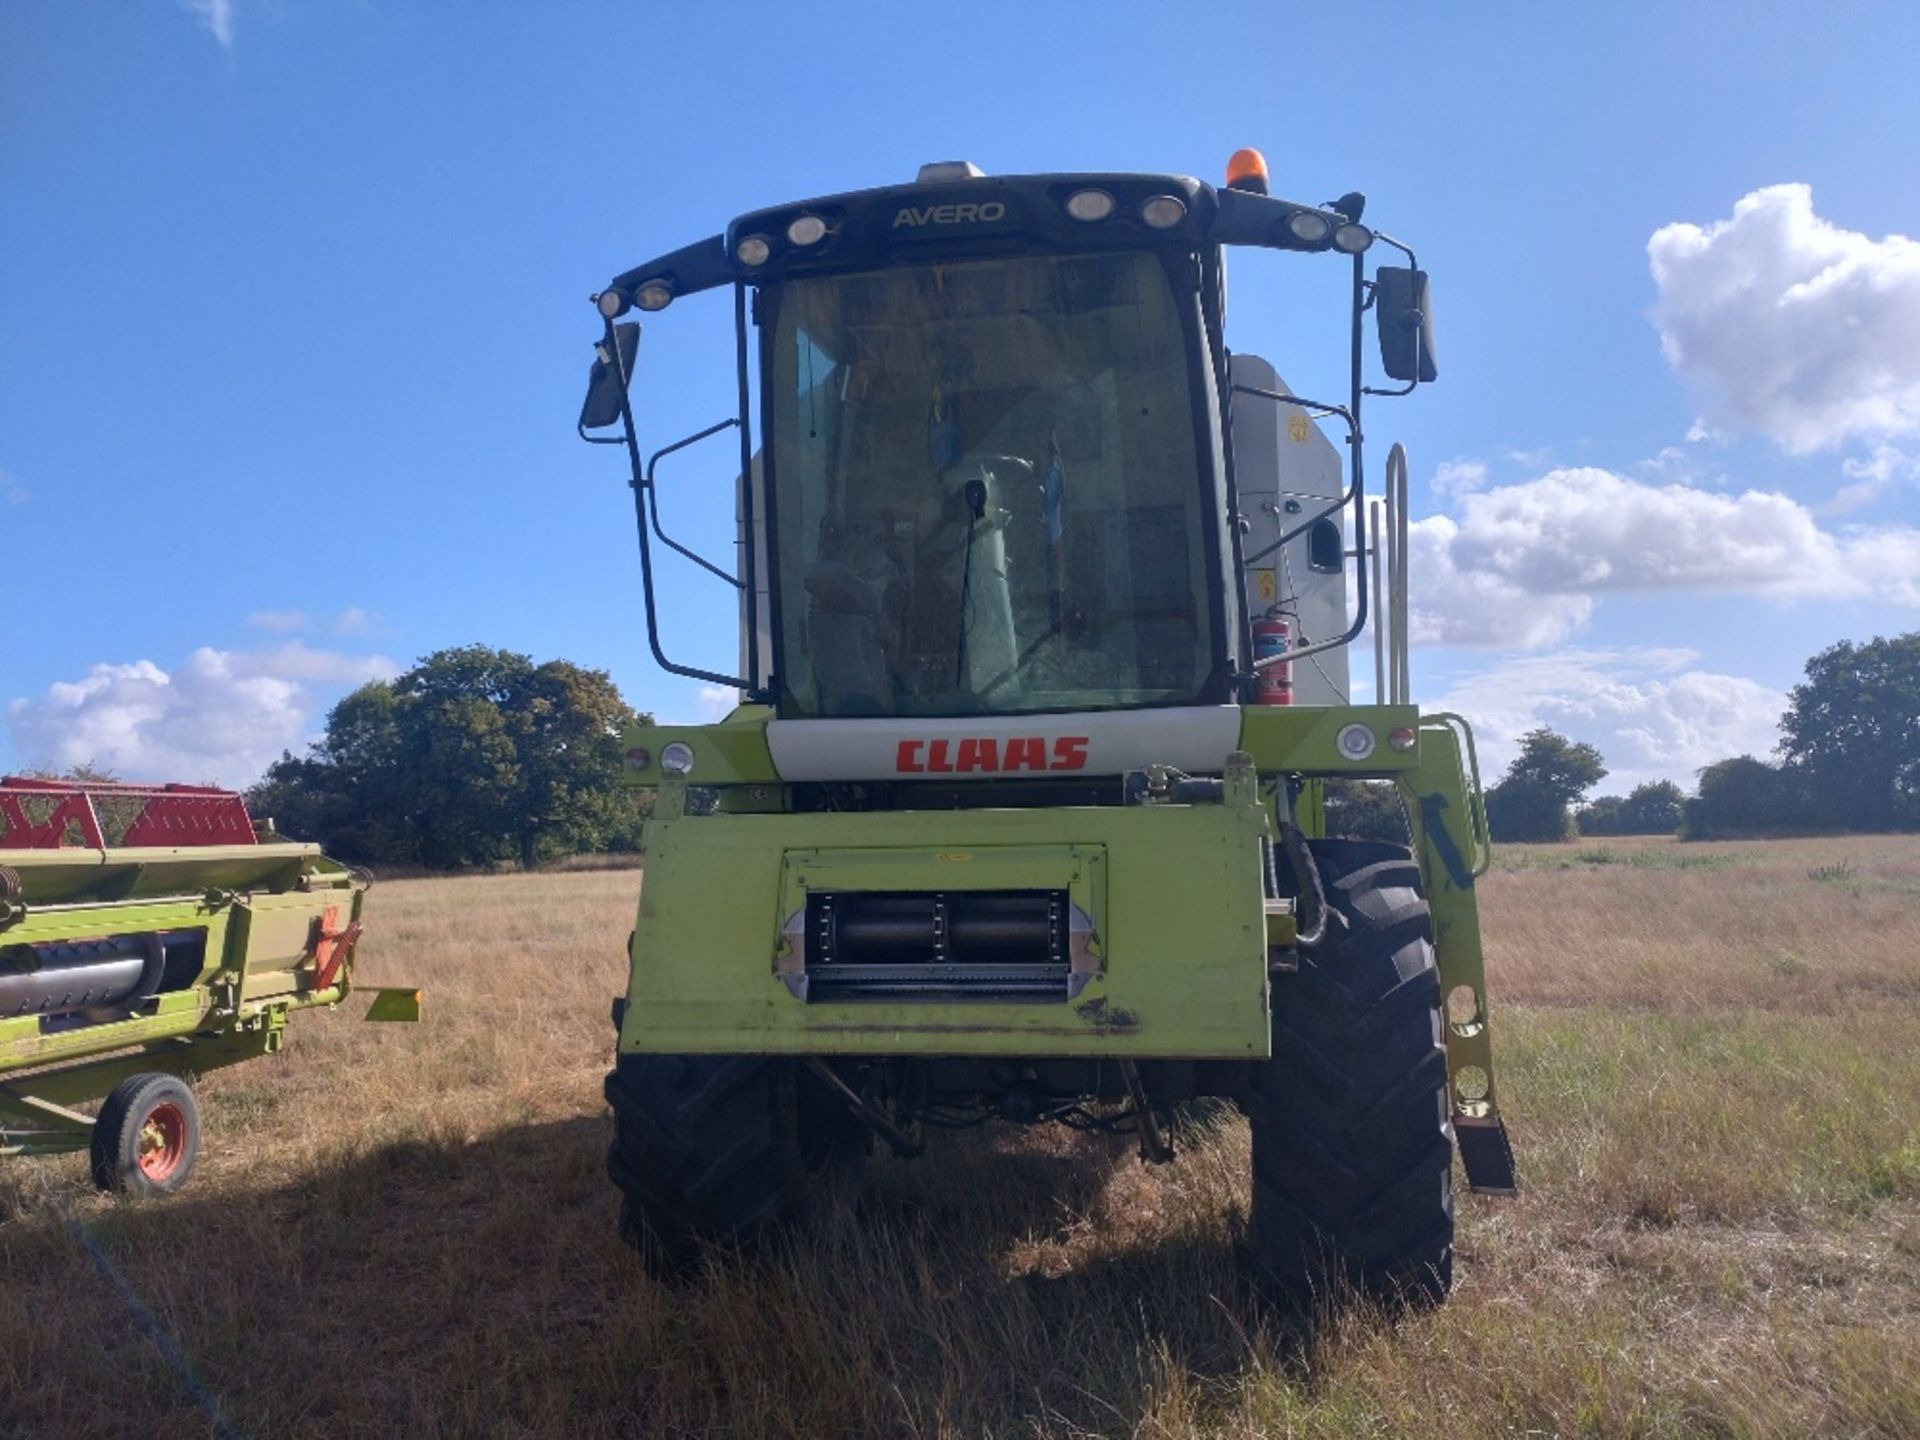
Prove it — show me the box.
[1252,608,1294,705]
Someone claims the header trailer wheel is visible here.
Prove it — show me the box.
[90,1073,201,1197]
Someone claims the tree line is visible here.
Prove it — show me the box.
[33,630,1910,865]
[1485,632,1919,842]
[247,645,651,869]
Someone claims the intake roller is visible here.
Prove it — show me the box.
[0,931,197,1020]
[819,891,1060,967]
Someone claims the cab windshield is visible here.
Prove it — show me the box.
[768,249,1214,718]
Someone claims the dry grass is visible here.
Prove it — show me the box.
[3,839,1918,1437]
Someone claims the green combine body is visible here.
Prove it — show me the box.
[581,152,1515,1304]
[0,779,417,1194]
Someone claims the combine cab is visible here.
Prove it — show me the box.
[581,150,1515,1304]
[0,777,418,1195]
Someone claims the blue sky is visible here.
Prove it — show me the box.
[4,3,1918,795]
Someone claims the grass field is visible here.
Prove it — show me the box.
[3,834,1918,1438]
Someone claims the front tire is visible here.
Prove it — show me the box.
[1244,838,1454,1309]
[606,1055,810,1276]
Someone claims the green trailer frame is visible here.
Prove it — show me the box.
[0,838,419,1166]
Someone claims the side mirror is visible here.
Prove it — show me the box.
[1307,516,1344,573]
[580,321,640,430]
[1374,267,1437,383]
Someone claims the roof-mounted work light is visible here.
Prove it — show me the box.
[1065,189,1116,222]
[1141,194,1187,229]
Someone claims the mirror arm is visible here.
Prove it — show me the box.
[645,419,746,589]
[1229,382,1353,428]
[605,316,754,692]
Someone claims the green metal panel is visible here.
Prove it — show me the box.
[364,986,424,1023]
[1396,715,1505,1129]
[1237,703,1423,773]
[617,705,779,787]
[0,843,325,904]
[620,782,1272,1059]
[612,703,1429,794]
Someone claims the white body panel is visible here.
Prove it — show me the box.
[1228,354,1351,704]
[766,705,1242,782]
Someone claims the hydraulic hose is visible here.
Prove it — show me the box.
[1278,821,1329,948]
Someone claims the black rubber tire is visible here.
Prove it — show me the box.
[1244,837,1454,1310]
[90,1072,201,1197]
[606,1055,811,1276]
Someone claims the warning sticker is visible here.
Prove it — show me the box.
[1254,569,1277,602]
[1288,414,1311,443]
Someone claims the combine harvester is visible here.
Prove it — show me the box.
[0,777,418,1195]
[580,149,1514,1304]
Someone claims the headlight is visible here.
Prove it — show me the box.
[1287,211,1331,244]
[786,214,827,246]
[659,742,695,776]
[1333,222,1374,255]
[1065,189,1115,222]
[1140,195,1187,229]
[1335,723,1377,762]
[635,280,673,312]
[735,235,771,266]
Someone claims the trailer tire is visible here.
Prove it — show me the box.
[605,1054,809,1277]
[90,1073,200,1197]
[1243,838,1453,1310]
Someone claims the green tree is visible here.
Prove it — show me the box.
[1680,756,1805,839]
[1779,632,1920,831]
[1619,779,1686,834]
[505,659,637,869]
[1485,728,1607,843]
[1575,794,1628,836]
[249,645,649,868]
[1578,780,1685,837]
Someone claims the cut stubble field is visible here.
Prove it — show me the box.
[3,834,1918,1438]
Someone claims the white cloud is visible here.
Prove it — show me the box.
[1825,443,1918,515]
[1649,184,1920,454]
[1407,466,1920,647]
[1429,647,1787,793]
[7,644,396,787]
[695,684,741,722]
[2,468,26,506]
[1431,457,1488,503]
[179,0,235,48]
[244,606,377,637]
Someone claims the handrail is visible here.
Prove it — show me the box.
[1371,498,1387,702]
[645,419,744,589]
[1422,712,1493,877]
[1385,443,1411,704]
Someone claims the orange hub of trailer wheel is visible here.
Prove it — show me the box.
[136,1102,189,1183]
